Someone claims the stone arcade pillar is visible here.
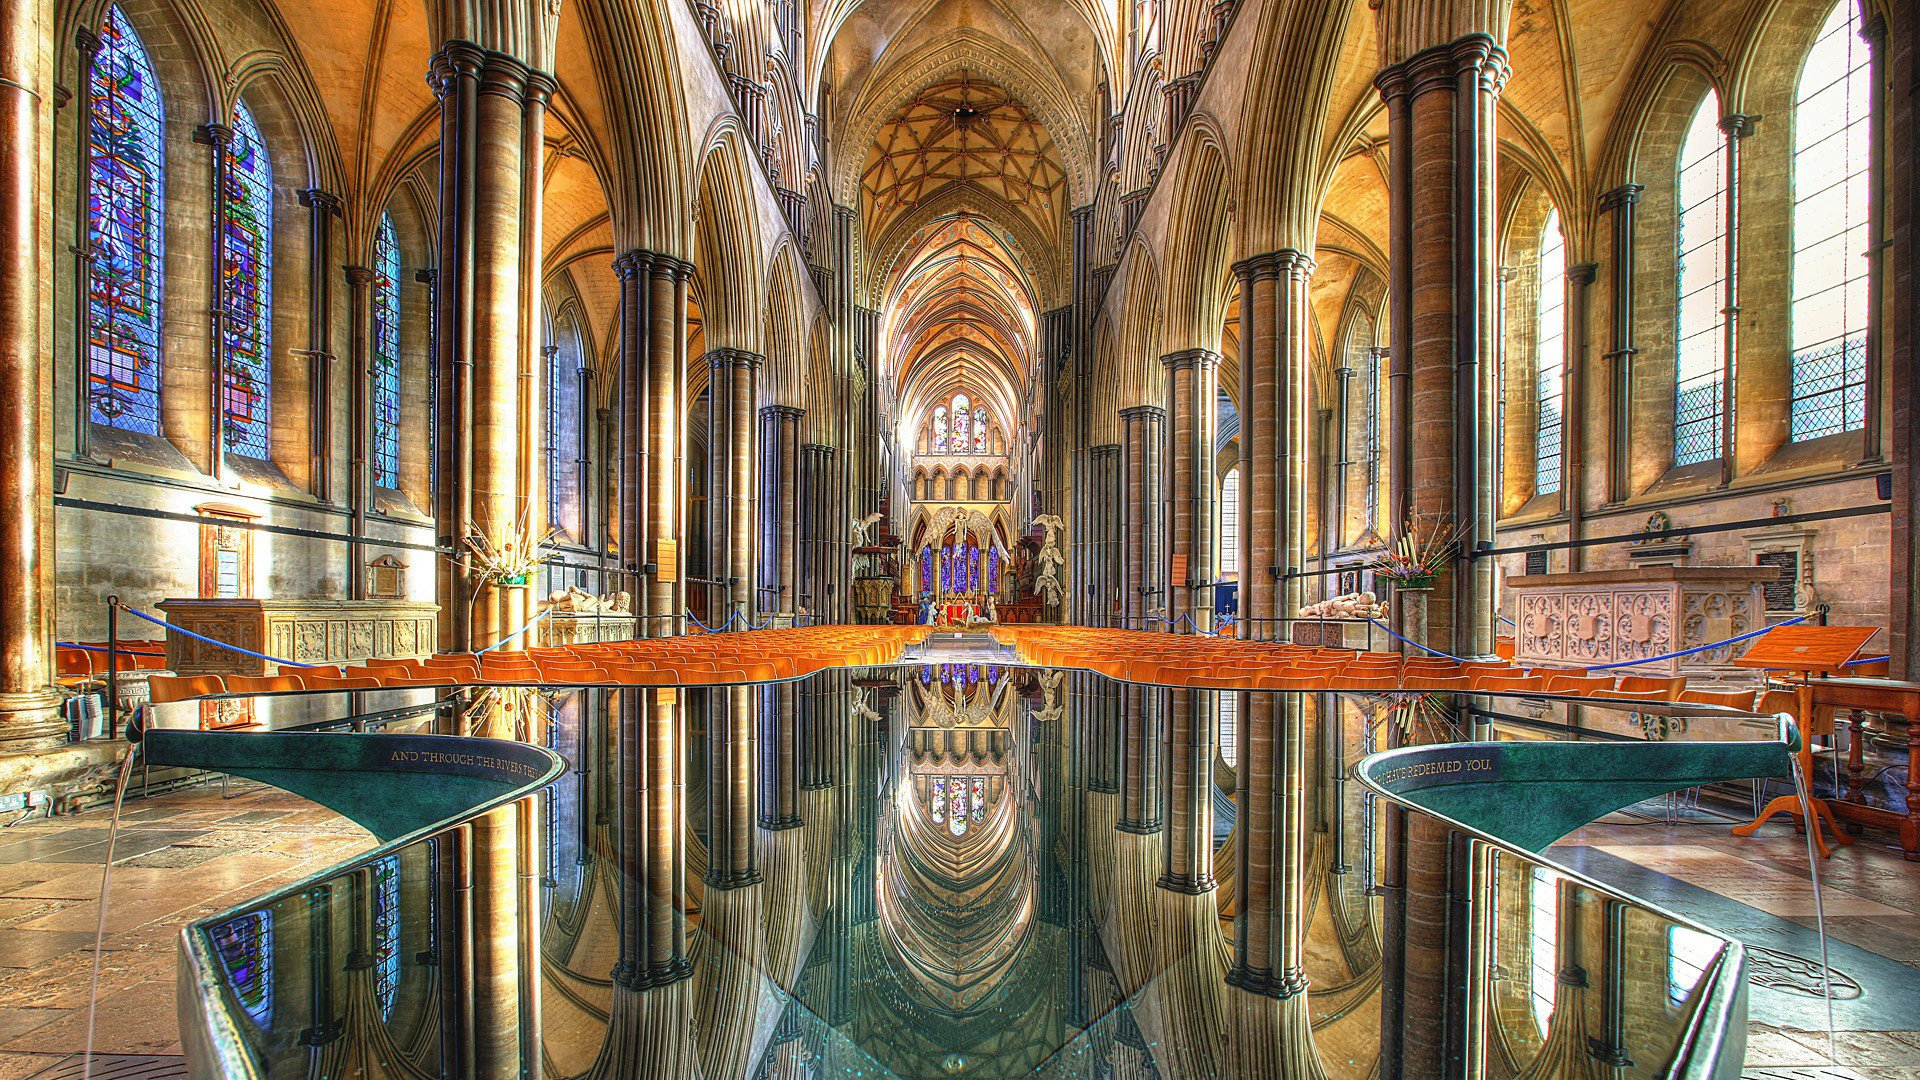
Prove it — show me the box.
[1163,350,1220,633]
[1119,406,1164,631]
[1235,251,1315,642]
[0,0,63,753]
[758,681,800,830]
[704,685,760,888]
[613,687,691,989]
[759,405,803,615]
[705,349,761,625]
[429,41,554,650]
[1375,32,1507,658]
[1158,687,1216,894]
[1228,693,1311,1000]
[614,250,692,638]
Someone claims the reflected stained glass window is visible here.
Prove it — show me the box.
[1789,0,1871,441]
[1674,91,1727,467]
[222,102,273,460]
[208,910,272,1027]
[1529,867,1559,1032]
[1535,209,1566,494]
[372,213,401,487]
[372,856,401,1019]
[88,5,165,435]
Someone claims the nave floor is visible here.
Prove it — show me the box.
[0,782,1917,1077]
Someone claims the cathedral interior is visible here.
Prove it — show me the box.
[0,0,1918,1074]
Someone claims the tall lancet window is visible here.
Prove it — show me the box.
[87,5,166,435]
[1535,209,1567,495]
[974,407,988,451]
[952,393,971,448]
[371,213,401,488]
[222,102,273,460]
[1673,90,1728,467]
[933,406,948,452]
[1789,0,1872,441]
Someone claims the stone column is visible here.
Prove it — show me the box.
[1228,693,1311,998]
[430,42,550,650]
[705,349,761,625]
[1158,687,1215,893]
[1375,33,1508,658]
[615,250,691,639]
[758,681,800,829]
[705,685,760,888]
[0,0,64,752]
[1235,251,1315,642]
[612,687,691,989]
[1118,406,1165,630]
[759,405,803,614]
[1163,349,1220,633]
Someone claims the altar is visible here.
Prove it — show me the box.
[1505,566,1777,678]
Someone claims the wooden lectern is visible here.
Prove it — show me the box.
[1730,624,1881,858]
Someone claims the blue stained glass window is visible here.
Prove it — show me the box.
[208,910,272,1027]
[371,856,401,1019]
[921,546,934,594]
[87,5,165,435]
[222,102,272,460]
[988,547,1000,593]
[372,214,401,487]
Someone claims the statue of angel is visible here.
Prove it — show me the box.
[852,512,884,547]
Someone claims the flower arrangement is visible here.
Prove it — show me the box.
[1364,510,1463,591]
[463,505,555,588]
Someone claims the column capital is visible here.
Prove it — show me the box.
[612,248,651,280]
[1161,348,1221,371]
[524,68,558,107]
[297,189,344,216]
[1069,204,1096,223]
[192,123,233,148]
[1718,113,1758,139]
[1374,31,1507,101]
[343,264,377,287]
[761,404,804,421]
[705,347,764,371]
[427,40,487,97]
[1597,183,1643,213]
[1566,262,1598,287]
[413,266,437,285]
[477,51,532,103]
[75,27,102,56]
[1118,404,1166,424]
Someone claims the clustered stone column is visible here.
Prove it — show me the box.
[1117,406,1165,834]
[797,442,838,621]
[758,681,800,830]
[1234,250,1314,642]
[759,405,803,614]
[705,685,760,889]
[613,687,691,989]
[1158,686,1216,893]
[1375,34,1506,658]
[705,348,761,625]
[614,249,693,639]
[428,42,554,650]
[1228,693,1311,998]
[0,0,63,753]
[1162,349,1220,634]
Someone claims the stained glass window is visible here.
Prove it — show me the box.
[988,547,1000,593]
[371,856,401,1019]
[1535,209,1567,494]
[87,5,165,435]
[372,214,402,487]
[932,406,948,452]
[973,407,988,451]
[1789,0,1872,441]
[921,546,934,594]
[1674,91,1727,467]
[546,308,585,538]
[208,910,272,1027]
[222,103,273,460]
[952,395,971,450]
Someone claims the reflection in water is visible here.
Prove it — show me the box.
[198,670,1733,1078]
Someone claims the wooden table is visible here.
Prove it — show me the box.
[1802,677,1920,861]
[1730,625,1881,858]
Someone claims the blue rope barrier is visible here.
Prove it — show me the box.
[1498,614,1517,628]
[478,607,552,654]
[118,605,316,668]
[1583,611,1812,670]
[1366,619,1471,663]
[685,610,741,634]
[1845,654,1888,666]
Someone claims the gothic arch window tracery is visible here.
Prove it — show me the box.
[1788,0,1872,441]
[87,4,165,436]
[221,101,273,460]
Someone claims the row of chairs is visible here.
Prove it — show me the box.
[991,626,1756,707]
[55,641,169,679]
[148,625,932,703]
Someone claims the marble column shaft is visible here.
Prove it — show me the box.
[615,249,692,638]
[1234,251,1315,641]
[1158,687,1216,893]
[0,0,63,751]
[1375,34,1507,658]
[1163,350,1220,633]
[759,405,803,613]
